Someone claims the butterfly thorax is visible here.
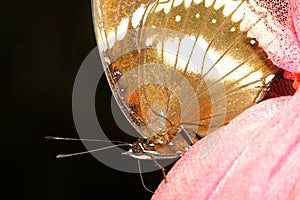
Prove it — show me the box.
[123,124,200,160]
[126,136,182,160]
[134,125,179,149]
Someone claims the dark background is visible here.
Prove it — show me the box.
[5,1,165,199]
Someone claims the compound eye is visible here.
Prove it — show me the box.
[129,103,137,112]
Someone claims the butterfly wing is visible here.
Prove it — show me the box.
[92,0,279,152]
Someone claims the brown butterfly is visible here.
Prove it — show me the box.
[48,0,280,192]
[92,0,278,159]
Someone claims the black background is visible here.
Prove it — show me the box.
[5,1,166,199]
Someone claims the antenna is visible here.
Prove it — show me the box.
[55,143,130,158]
[45,136,131,158]
[45,136,129,144]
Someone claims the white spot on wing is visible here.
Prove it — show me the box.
[107,31,115,48]
[230,1,246,22]
[193,0,202,4]
[265,74,275,83]
[117,17,129,41]
[174,0,184,7]
[205,0,214,7]
[175,15,181,22]
[156,0,173,14]
[250,39,256,45]
[184,0,193,8]
[132,5,146,28]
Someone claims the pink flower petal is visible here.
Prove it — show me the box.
[291,0,300,43]
[246,0,300,73]
[153,89,300,200]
